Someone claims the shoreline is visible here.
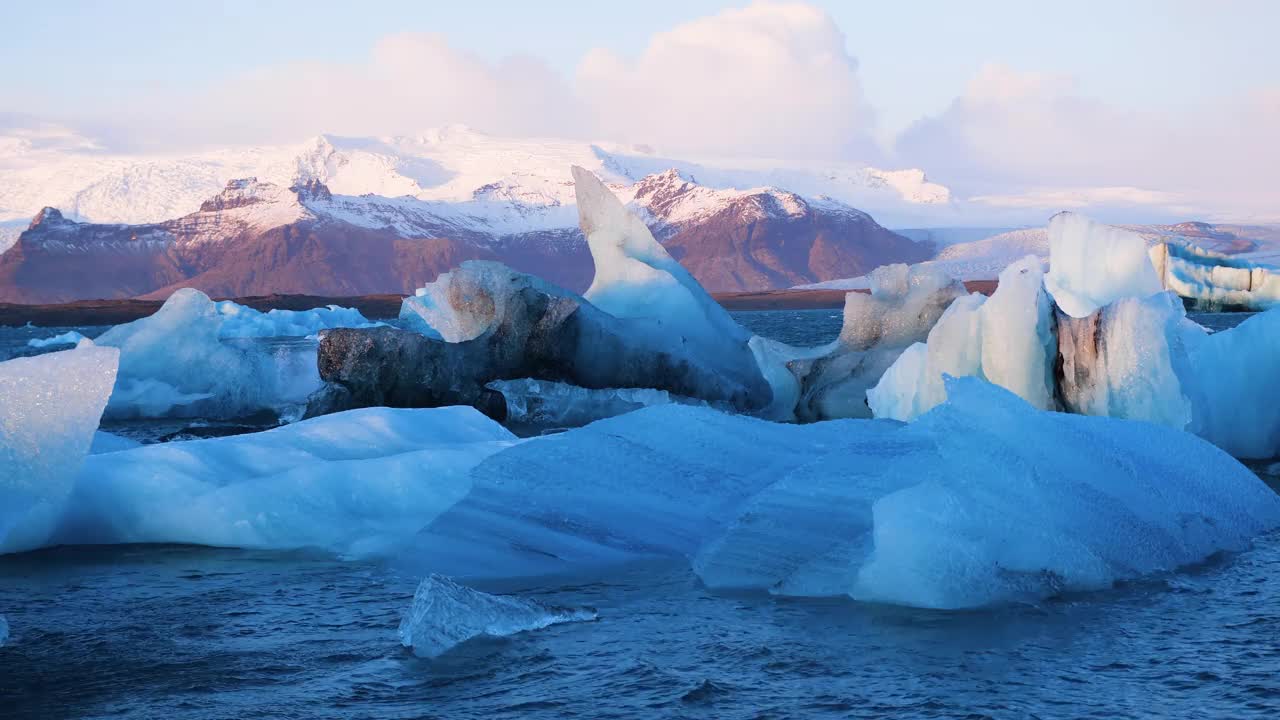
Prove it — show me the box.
[0,282,1001,326]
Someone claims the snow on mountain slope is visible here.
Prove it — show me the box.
[0,125,951,230]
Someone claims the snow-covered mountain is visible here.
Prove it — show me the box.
[0,125,952,231]
[0,164,934,302]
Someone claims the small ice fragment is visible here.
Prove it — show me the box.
[398,575,596,658]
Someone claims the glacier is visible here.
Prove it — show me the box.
[398,575,596,659]
[0,344,118,554]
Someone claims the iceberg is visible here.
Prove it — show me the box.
[398,575,596,658]
[213,300,377,338]
[0,344,119,554]
[27,330,87,349]
[867,257,1056,421]
[1150,241,1280,312]
[1182,309,1280,458]
[321,261,772,420]
[696,378,1280,608]
[573,165,752,353]
[787,263,968,421]
[50,406,516,556]
[1044,212,1162,318]
[853,378,1280,608]
[95,289,324,419]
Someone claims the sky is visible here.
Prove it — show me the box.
[1,0,1277,217]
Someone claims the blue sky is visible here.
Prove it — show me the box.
[0,1,1275,214]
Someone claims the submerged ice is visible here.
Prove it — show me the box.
[398,575,596,658]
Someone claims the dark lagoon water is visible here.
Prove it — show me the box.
[1,309,1277,719]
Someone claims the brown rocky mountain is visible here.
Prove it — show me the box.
[0,171,928,304]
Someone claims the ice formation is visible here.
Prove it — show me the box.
[1150,241,1280,311]
[398,575,596,658]
[1044,212,1162,318]
[27,330,87,348]
[52,406,516,555]
[354,261,772,420]
[867,256,1056,421]
[1182,309,1280,458]
[0,344,118,554]
[0,615,8,647]
[572,165,752,353]
[786,263,968,421]
[95,289,324,419]
[697,378,1280,608]
[213,300,376,338]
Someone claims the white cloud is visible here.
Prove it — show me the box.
[130,32,586,148]
[896,64,1280,219]
[576,1,878,161]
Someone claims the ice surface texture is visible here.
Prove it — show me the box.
[56,406,516,555]
[1152,242,1280,312]
[398,575,595,658]
[697,378,1280,608]
[0,345,118,554]
[213,300,376,338]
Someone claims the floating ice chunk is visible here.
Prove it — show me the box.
[0,345,119,554]
[1183,308,1280,458]
[696,378,1280,607]
[95,289,322,419]
[214,300,376,338]
[90,431,141,455]
[1150,242,1280,311]
[853,378,1280,609]
[1044,212,1162,318]
[398,575,596,658]
[572,165,752,351]
[380,261,772,416]
[27,330,86,348]
[790,264,967,421]
[868,257,1055,421]
[51,407,516,556]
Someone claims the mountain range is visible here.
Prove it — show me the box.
[0,128,945,302]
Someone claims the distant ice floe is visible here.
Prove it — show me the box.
[399,575,596,658]
[27,330,86,348]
